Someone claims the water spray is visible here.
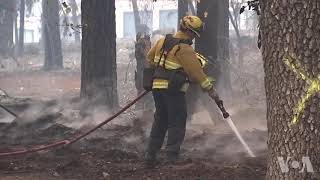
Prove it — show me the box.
[214,99,256,158]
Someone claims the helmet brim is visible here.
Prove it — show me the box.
[189,23,204,38]
[189,28,201,37]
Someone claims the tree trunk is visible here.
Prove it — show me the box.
[260,1,320,179]
[14,9,18,56]
[0,0,15,57]
[80,0,118,108]
[185,0,224,125]
[216,0,231,98]
[178,0,188,27]
[229,7,244,70]
[131,0,152,110]
[69,0,80,43]
[187,0,196,15]
[18,0,25,56]
[134,33,151,110]
[131,0,141,33]
[196,0,219,76]
[42,0,63,70]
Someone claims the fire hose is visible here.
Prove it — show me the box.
[0,90,150,157]
[0,89,255,158]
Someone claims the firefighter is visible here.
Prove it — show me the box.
[144,15,220,166]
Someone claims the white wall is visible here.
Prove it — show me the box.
[116,0,177,39]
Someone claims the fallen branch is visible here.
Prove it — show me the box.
[0,88,10,97]
[0,103,18,117]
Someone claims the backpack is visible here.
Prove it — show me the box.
[143,34,192,92]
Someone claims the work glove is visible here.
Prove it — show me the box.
[207,87,230,118]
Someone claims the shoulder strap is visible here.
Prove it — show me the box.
[156,35,171,68]
[161,34,178,57]
[179,39,193,45]
[160,34,193,69]
[174,39,193,56]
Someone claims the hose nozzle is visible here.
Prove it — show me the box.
[215,100,230,118]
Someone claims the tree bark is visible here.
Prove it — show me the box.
[18,0,25,56]
[42,0,63,70]
[80,0,118,108]
[260,0,320,179]
[0,0,15,57]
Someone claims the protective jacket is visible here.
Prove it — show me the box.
[147,31,213,92]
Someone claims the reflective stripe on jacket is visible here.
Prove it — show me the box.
[147,31,214,91]
[196,52,209,68]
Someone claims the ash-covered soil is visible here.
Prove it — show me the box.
[0,97,267,180]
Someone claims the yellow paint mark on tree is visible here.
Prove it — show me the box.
[283,54,320,125]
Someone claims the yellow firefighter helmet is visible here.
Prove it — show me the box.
[180,15,204,37]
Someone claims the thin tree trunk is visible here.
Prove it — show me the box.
[131,0,152,109]
[178,0,188,27]
[42,0,63,70]
[134,34,151,110]
[18,0,25,56]
[69,0,80,43]
[81,0,118,108]
[14,10,18,56]
[230,1,244,69]
[260,0,320,179]
[228,9,244,69]
[0,0,15,57]
[187,0,196,15]
[216,0,231,98]
[131,0,141,33]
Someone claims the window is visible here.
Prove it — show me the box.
[159,10,178,33]
[24,29,34,43]
[123,11,153,38]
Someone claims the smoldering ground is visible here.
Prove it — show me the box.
[0,76,266,156]
[0,35,267,179]
[0,92,267,180]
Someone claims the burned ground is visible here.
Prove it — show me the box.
[0,92,267,180]
[0,43,266,179]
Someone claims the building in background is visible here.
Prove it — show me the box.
[15,1,41,44]
[116,0,177,39]
[17,0,178,43]
[16,0,257,42]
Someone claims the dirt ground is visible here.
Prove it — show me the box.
[0,51,267,179]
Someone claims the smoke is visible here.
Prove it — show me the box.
[0,91,113,130]
[61,105,112,129]
[182,94,267,159]
[184,121,267,160]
